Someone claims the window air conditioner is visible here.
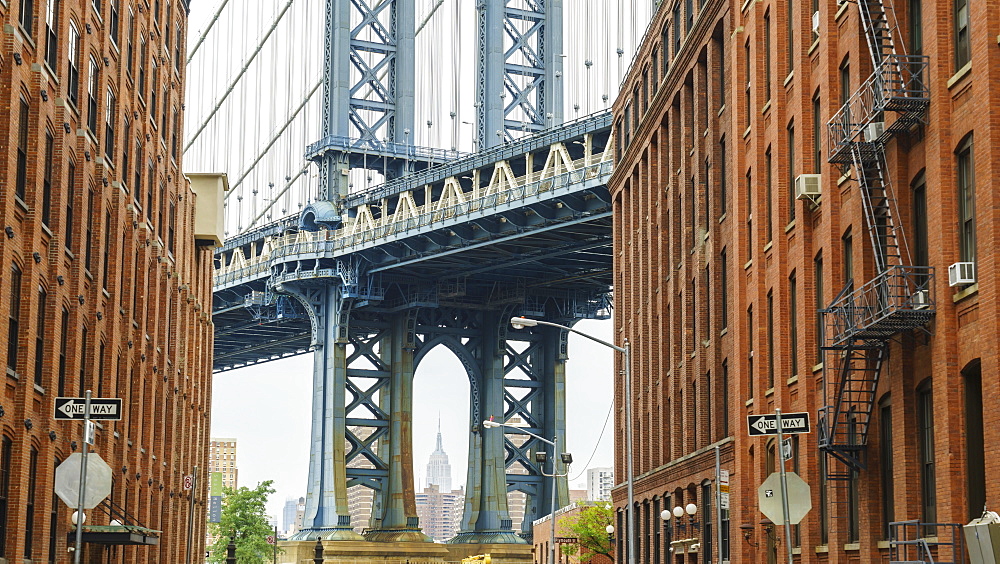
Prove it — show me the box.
[812,11,820,33]
[912,289,930,309]
[795,174,822,201]
[948,261,976,286]
[865,122,886,142]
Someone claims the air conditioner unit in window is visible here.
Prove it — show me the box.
[865,122,886,142]
[912,289,930,309]
[948,261,976,286]
[812,11,820,33]
[795,174,822,201]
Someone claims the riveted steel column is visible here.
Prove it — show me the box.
[363,312,430,542]
[450,313,524,544]
[320,0,351,201]
[290,286,363,541]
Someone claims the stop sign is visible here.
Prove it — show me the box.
[54,453,113,509]
[758,471,812,525]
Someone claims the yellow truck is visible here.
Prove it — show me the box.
[461,555,492,563]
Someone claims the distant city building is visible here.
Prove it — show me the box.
[586,467,614,501]
[208,438,239,489]
[426,419,453,492]
[415,484,465,542]
[283,497,305,536]
[346,426,376,533]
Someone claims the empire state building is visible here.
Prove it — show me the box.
[426,420,453,492]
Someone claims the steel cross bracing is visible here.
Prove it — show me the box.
[212,121,613,543]
[478,0,563,148]
[818,0,933,479]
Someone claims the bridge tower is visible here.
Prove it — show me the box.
[289,0,569,544]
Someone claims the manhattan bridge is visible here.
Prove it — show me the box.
[189,0,652,543]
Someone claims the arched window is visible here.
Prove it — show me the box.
[0,435,11,556]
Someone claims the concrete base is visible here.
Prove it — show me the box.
[277,540,534,564]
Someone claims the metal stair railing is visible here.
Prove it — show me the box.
[823,265,934,347]
[889,520,968,564]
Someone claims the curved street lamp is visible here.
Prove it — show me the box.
[482,418,572,564]
[509,317,633,564]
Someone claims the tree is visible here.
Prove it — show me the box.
[207,480,281,564]
[559,503,615,562]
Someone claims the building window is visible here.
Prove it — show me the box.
[917,380,936,525]
[720,248,728,329]
[839,56,850,108]
[744,41,751,128]
[957,135,975,262]
[912,173,928,266]
[68,22,81,106]
[787,123,796,221]
[79,328,88,396]
[168,201,176,253]
[127,10,135,75]
[44,0,58,69]
[673,6,681,56]
[19,0,34,36]
[42,132,54,226]
[7,265,22,374]
[720,136,727,216]
[910,0,923,54]
[745,170,753,261]
[98,342,106,396]
[92,0,101,15]
[814,252,824,361]
[847,410,860,542]
[59,308,69,395]
[765,148,773,243]
[661,25,669,72]
[964,360,985,521]
[701,481,712,563]
[87,57,100,133]
[716,30,725,109]
[789,272,798,376]
[747,305,754,399]
[879,399,894,539]
[35,285,47,386]
[842,228,854,289]
[954,0,970,69]
[786,2,794,73]
[102,211,112,290]
[685,0,694,31]
[812,92,822,172]
[766,291,774,389]
[764,11,772,101]
[138,35,147,95]
[25,446,38,558]
[110,0,120,46]
[105,88,116,159]
[16,97,29,202]
[0,436,10,557]
[66,162,76,252]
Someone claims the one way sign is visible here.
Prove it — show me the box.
[54,397,123,421]
[746,412,811,436]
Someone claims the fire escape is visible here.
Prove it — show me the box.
[819,0,932,477]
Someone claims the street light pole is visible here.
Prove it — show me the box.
[482,419,570,564]
[509,318,634,564]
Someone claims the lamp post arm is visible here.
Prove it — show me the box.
[512,318,626,353]
[490,423,556,448]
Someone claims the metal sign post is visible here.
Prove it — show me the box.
[775,409,794,564]
[73,390,92,564]
[186,466,198,564]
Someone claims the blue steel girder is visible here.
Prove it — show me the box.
[478,0,563,147]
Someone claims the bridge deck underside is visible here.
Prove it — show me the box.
[213,300,313,372]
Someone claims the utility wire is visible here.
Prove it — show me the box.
[569,400,614,482]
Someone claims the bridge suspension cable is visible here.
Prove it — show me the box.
[186,0,231,64]
[184,0,296,152]
[245,166,311,230]
[225,79,322,200]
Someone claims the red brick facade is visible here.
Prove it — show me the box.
[0,0,214,561]
[610,0,999,561]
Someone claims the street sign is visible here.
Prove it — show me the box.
[54,397,123,420]
[183,474,194,490]
[84,421,95,445]
[54,452,113,509]
[719,469,730,510]
[781,438,793,461]
[746,412,811,436]
[758,471,812,525]
[266,535,276,545]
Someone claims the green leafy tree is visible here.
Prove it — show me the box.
[208,480,281,564]
[559,503,615,562]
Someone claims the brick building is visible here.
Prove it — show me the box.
[0,0,219,561]
[609,0,998,561]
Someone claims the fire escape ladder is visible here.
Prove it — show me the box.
[819,344,887,473]
[857,0,901,68]
[851,144,906,273]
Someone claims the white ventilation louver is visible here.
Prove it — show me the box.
[795,174,822,201]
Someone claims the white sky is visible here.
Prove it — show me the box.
[210,319,615,522]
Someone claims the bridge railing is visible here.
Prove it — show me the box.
[213,157,614,287]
